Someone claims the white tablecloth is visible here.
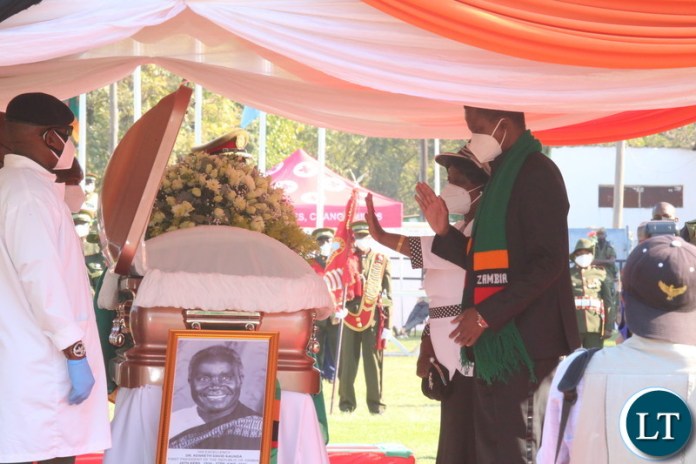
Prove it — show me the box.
[102,385,329,464]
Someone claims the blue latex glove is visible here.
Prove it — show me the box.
[67,358,95,405]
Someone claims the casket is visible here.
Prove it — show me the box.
[98,86,332,395]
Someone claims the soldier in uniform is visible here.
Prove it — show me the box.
[570,238,615,348]
[307,227,340,382]
[338,221,392,414]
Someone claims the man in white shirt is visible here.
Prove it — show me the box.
[0,93,110,464]
[538,235,696,463]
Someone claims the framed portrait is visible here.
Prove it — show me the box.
[157,330,279,464]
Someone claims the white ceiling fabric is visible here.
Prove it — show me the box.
[2,0,696,139]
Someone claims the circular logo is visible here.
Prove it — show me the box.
[620,387,692,459]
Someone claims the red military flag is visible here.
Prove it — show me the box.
[323,188,361,306]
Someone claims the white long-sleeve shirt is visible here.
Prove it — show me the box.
[537,336,696,464]
[0,155,110,462]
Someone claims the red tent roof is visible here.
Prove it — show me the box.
[268,149,403,228]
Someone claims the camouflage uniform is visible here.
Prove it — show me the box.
[570,239,615,348]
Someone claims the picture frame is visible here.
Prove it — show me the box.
[157,330,279,464]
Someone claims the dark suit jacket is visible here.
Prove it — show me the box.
[432,150,580,365]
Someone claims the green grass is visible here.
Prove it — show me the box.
[321,332,620,463]
[323,334,439,463]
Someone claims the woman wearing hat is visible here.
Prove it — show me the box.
[365,146,488,464]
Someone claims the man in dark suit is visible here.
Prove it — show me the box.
[416,106,580,463]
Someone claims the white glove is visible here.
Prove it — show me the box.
[381,329,390,341]
[335,308,348,320]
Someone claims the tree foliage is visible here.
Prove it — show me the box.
[82,66,696,217]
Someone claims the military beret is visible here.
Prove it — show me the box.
[5,92,75,127]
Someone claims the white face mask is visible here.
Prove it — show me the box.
[440,183,483,216]
[467,118,507,164]
[44,129,76,171]
[319,242,333,257]
[354,237,371,252]
[574,254,593,268]
[64,184,86,213]
[75,223,90,238]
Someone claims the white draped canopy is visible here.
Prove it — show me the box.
[2,0,696,143]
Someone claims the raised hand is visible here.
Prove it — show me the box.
[365,193,385,240]
[415,182,450,235]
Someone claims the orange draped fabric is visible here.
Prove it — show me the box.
[362,0,696,69]
[536,105,696,146]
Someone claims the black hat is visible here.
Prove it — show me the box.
[5,92,74,127]
[622,235,696,344]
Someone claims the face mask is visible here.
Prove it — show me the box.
[64,184,86,213]
[75,223,90,238]
[319,242,333,257]
[44,130,76,170]
[440,183,483,216]
[467,118,507,164]
[574,254,593,268]
[354,237,370,252]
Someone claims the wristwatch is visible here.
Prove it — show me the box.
[63,341,86,360]
[476,311,489,329]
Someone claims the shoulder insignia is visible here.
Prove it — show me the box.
[658,280,687,301]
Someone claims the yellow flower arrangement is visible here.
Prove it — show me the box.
[147,148,316,257]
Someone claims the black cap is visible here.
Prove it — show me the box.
[622,235,696,344]
[5,92,74,127]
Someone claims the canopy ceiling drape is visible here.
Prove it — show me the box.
[2,0,696,145]
[363,0,696,69]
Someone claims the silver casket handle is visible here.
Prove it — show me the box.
[182,309,262,331]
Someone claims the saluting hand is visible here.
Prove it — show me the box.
[365,193,385,240]
[415,182,449,235]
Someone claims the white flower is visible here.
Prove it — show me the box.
[171,201,194,218]
[191,187,202,197]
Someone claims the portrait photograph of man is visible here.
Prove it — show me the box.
[162,336,273,464]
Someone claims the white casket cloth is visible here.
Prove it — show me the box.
[102,386,329,464]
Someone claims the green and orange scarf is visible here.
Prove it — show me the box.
[463,130,540,385]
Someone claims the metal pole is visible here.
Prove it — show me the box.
[419,139,428,220]
[317,127,327,228]
[433,139,441,195]
[78,94,87,174]
[258,111,267,173]
[329,287,349,414]
[612,141,626,228]
[109,83,119,154]
[194,84,203,145]
[133,66,142,122]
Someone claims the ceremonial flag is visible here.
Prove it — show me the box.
[323,188,361,305]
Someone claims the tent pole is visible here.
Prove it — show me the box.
[109,83,119,154]
[78,94,87,174]
[433,139,441,195]
[133,66,142,122]
[612,141,625,228]
[419,139,428,220]
[194,84,203,145]
[258,111,267,173]
[317,127,327,228]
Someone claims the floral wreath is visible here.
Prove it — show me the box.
[147,141,315,257]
